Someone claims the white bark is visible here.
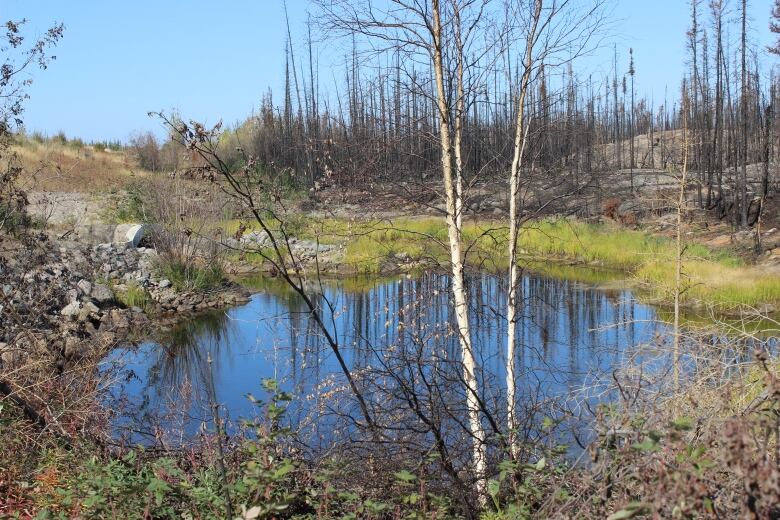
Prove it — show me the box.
[432,0,487,501]
[506,0,542,459]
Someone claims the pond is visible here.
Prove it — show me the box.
[105,270,683,447]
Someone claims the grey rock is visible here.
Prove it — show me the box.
[241,230,270,246]
[61,301,81,317]
[91,284,114,304]
[77,279,93,296]
[83,301,100,314]
[158,279,172,289]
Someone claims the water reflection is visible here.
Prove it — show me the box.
[106,270,680,445]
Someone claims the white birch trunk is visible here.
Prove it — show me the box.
[431,0,487,501]
[506,0,542,459]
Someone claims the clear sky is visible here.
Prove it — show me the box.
[1,0,776,142]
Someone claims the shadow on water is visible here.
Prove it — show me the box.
[103,269,777,448]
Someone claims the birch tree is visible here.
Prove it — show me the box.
[316,0,493,500]
[506,0,541,459]
[504,0,610,458]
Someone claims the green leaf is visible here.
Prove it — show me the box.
[394,470,416,484]
[487,479,501,499]
[535,457,546,471]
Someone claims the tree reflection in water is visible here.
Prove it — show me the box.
[107,271,682,448]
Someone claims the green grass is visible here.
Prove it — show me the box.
[157,259,226,292]
[115,282,150,310]
[223,215,779,310]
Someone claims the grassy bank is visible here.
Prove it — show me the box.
[227,216,779,311]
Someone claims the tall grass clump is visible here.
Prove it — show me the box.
[115,281,150,310]
[158,259,226,292]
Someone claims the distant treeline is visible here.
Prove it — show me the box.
[16,129,125,153]
[72,2,780,228]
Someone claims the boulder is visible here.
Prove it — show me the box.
[158,279,172,289]
[91,284,114,304]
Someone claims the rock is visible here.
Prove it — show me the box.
[1,285,12,297]
[158,279,172,289]
[66,288,80,303]
[83,301,100,315]
[241,230,270,246]
[109,309,129,329]
[91,284,114,304]
[61,301,81,317]
[77,279,93,296]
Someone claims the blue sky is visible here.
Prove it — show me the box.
[1,1,776,142]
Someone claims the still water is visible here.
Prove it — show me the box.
[105,271,678,445]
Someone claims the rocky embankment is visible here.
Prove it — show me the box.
[0,232,249,369]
